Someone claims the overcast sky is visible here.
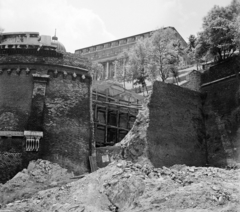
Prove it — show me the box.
[0,0,232,53]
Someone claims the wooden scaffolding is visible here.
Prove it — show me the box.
[92,83,143,147]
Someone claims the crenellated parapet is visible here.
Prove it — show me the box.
[0,50,88,69]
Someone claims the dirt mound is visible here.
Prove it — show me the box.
[2,160,240,212]
[0,159,73,205]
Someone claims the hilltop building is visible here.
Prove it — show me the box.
[75,27,187,80]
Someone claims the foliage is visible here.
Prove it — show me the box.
[115,51,128,81]
[115,27,183,86]
[114,50,133,88]
[195,0,240,62]
[149,28,182,82]
[90,62,104,81]
[187,35,197,51]
[115,38,152,90]
[234,15,240,49]
[0,28,4,43]
[127,37,152,85]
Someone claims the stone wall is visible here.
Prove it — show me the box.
[0,51,88,69]
[43,73,91,175]
[0,70,33,131]
[201,56,240,84]
[182,70,202,92]
[0,53,91,182]
[201,76,240,166]
[0,152,23,183]
[119,81,206,168]
[0,70,33,183]
[147,82,206,167]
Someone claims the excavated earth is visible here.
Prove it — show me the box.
[1,92,240,211]
[0,159,240,212]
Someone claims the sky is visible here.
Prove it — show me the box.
[0,0,233,53]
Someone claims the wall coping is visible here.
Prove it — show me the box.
[24,131,43,137]
[0,131,24,137]
[201,73,237,87]
[0,131,44,137]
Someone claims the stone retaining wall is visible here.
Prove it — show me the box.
[147,82,206,167]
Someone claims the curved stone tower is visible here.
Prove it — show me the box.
[0,40,93,183]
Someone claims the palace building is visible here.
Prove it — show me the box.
[75,27,187,80]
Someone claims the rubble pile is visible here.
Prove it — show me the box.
[2,160,240,212]
[1,95,240,211]
[0,159,73,205]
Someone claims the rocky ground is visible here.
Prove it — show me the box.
[1,94,240,211]
[0,159,239,212]
[0,159,74,207]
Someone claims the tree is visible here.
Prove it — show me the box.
[115,50,130,88]
[188,35,197,51]
[227,0,240,20]
[0,28,4,43]
[127,37,152,91]
[115,27,184,89]
[149,27,180,82]
[196,0,240,62]
[234,15,240,50]
[90,62,104,81]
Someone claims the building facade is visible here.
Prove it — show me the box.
[75,27,187,80]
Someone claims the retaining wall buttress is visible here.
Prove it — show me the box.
[147,81,206,167]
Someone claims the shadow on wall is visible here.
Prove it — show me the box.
[202,75,240,166]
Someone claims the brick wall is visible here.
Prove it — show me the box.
[147,82,206,167]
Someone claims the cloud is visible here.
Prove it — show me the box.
[0,0,115,52]
[156,0,196,26]
[152,0,199,41]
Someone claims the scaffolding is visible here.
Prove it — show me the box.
[92,81,143,147]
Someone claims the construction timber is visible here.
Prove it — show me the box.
[92,81,144,147]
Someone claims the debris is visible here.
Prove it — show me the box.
[1,159,239,212]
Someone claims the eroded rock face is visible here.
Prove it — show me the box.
[117,97,151,165]
[2,160,240,212]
